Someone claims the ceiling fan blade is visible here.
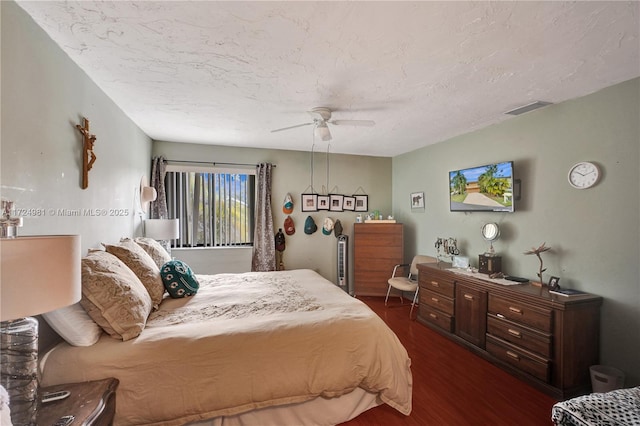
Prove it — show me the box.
[271,122,314,133]
[330,120,375,127]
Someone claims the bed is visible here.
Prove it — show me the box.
[551,387,640,426]
[39,255,412,426]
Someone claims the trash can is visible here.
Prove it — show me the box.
[590,365,625,393]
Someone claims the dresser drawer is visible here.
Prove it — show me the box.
[486,335,550,382]
[420,290,454,315]
[488,295,552,332]
[487,314,552,358]
[419,274,455,298]
[420,306,454,332]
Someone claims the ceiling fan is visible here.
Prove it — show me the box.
[271,107,375,141]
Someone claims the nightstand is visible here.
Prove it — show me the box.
[38,378,119,426]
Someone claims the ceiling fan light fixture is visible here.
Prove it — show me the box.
[315,122,332,141]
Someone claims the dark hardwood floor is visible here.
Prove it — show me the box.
[340,297,557,426]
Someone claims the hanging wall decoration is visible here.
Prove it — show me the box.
[317,195,330,210]
[301,193,318,212]
[343,196,356,211]
[76,117,97,189]
[410,191,425,209]
[329,194,344,212]
[354,195,368,212]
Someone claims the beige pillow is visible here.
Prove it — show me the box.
[80,250,153,341]
[106,240,165,308]
[133,237,172,269]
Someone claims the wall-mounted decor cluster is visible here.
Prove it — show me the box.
[301,194,368,213]
[75,117,97,189]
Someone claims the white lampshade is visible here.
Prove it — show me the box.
[144,219,179,240]
[1,235,82,321]
[140,186,157,213]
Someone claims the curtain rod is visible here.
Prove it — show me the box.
[164,159,276,168]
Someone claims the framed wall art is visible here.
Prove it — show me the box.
[301,193,318,212]
[411,191,425,209]
[329,194,344,212]
[317,195,330,210]
[354,195,368,212]
[343,196,356,211]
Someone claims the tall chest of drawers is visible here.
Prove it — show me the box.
[353,223,403,296]
[417,262,602,399]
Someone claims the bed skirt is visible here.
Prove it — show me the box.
[188,387,380,426]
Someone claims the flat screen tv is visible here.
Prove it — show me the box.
[449,161,514,212]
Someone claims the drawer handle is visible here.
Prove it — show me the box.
[496,313,505,319]
[464,294,474,301]
[507,328,522,338]
[429,313,438,319]
[431,297,439,303]
[506,351,520,360]
[430,281,439,287]
[508,306,523,314]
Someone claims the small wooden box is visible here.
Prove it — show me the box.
[478,254,502,274]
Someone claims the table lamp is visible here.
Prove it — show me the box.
[144,219,179,253]
[1,235,81,426]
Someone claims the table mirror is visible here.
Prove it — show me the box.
[481,222,500,254]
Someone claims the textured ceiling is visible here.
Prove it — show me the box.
[16,1,640,157]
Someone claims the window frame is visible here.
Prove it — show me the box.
[165,163,256,248]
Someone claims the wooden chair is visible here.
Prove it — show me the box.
[385,255,438,317]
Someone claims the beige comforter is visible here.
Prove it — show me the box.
[40,269,412,425]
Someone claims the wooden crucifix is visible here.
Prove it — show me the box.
[76,117,97,189]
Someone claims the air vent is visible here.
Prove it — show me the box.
[505,101,553,116]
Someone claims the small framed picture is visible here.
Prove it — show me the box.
[343,196,356,211]
[548,276,560,290]
[329,194,344,212]
[354,195,368,212]
[316,195,330,210]
[301,193,318,212]
[411,191,425,209]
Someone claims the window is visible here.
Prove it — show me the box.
[165,166,255,248]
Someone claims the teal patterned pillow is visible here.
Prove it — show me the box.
[160,260,199,298]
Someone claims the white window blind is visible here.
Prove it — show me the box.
[165,165,255,248]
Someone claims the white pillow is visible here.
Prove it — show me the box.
[42,303,103,347]
[0,384,11,426]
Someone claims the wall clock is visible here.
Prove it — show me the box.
[568,161,600,189]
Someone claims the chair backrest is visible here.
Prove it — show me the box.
[409,255,438,278]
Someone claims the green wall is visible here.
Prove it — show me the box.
[1,1,152,253]
[153,140,392,287]
[392,78,640,386]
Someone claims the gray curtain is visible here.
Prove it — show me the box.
[150,156,168,219]
[150,156,171,252]
[251,163,276,272]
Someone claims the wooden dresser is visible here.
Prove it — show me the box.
[417,262,602,399]
[353,223,403,296]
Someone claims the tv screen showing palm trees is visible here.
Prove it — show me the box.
[449,161,514,212]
